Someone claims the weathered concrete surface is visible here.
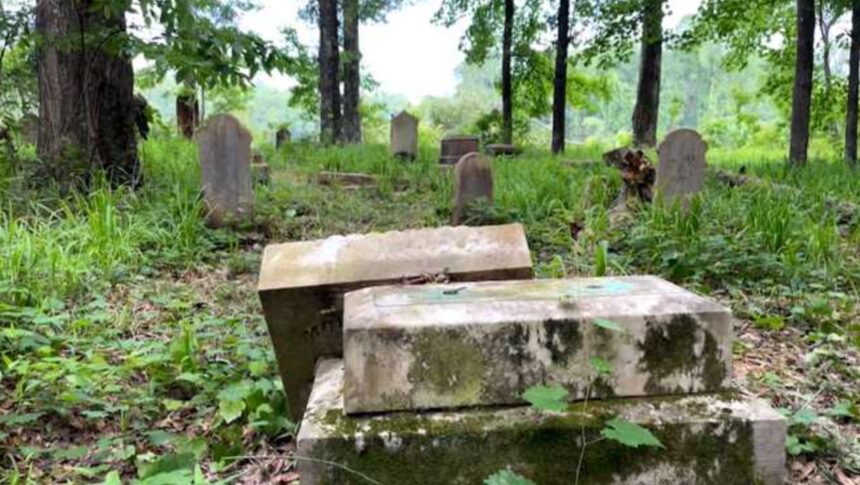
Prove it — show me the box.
[343,276,734,414]
[298,360,787,485]
[258,224,533,420]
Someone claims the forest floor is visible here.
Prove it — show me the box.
[1,137,859,484]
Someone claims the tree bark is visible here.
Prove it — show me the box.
[551,0,570,154]
[632,0,663,148]
[341,0,361,144]
[176,92,199,139]
[845,0,860,165]
[36,0,139,187]
[318,0,341,145]
[789,0,815,165]
[501,0,514,145]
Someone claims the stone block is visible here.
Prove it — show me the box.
[343,276,733,414]
[440,136,479,165]
[298,360,787,485]
[258,224,533,420]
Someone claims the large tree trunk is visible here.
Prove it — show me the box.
[551,0,570,154]
[341,0,361,144]
[501,0,514,145]
[789,0,815,165]
[36,0,139,188]
[631,0,663,148]
[176,92,199,139]
[318,0,341,145]
[845,0,860,165]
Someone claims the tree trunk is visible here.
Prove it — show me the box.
[341,0,361,144]
[502,0,514,145]
[632,0,663,148]
[176,92,199,139]
[318,0,341,145]
[36,0,139,187]
[789,0,815,165]
[551,0,570,154]
[846,0,860,165]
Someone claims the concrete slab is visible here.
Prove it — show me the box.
[258,224,533,420]
[298,360,786,485]
[343,276,733,414]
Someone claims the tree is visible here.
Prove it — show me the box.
[502,0,514,144]
[846,0,860,164]
[631,0,663,147]
[342,0,362,143]
[318,0,341,144]
[551,0,571,153]
[788,0,815,165]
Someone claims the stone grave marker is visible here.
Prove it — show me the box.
[251,152,270,186]
[257,223,534,420]
[390,111,418,160]
[196,114,253,227]
[275,127,291,149]
[656,129,707,206]
[486,143,518,157]
[453,152,493,225]
[342,276,733,414]
[440,135,479,165]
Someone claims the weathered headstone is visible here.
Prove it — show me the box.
[440,135,479,165]
[485,143,518,157]
[20,114,38,146]
[343,276,733,414]
[257,224,534,421]
[196,114,253,227]
[298,359,787,485]
[656,129,707,206]
[390,111,419,160]
[452,152,493,225]
[275,127,291,149]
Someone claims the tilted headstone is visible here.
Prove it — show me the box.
[196,114,253,227]
[440,135,479,165]
[656,129,707,206]
[389,111,419,160]
[275,127,291,149]
[257,223,534,420]
[452,152,493,225]
[20,114,38,146]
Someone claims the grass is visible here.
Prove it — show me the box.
[1,135,859,483]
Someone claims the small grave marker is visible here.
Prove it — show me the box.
[275,127,291,149]
[196,114,253,227]
[656,129,707,206]
[390,111,418,160]
[453,152,493,225]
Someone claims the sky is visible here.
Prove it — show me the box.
[240,0,703,103]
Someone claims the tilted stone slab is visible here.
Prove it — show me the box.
[343,276,733,414]
[298,360,786,485]
[257,224,533,420]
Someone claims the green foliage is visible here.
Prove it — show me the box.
[600,417,665,449]
[484,469,537,485]
[522,385,569,412]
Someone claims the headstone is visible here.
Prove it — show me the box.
[440,135,479,165]
[656,129,707,206]
[342,276,733,414]
[275,127,291,149]
[452,152,493,225]
[257,224,534,421]
[20,114,38,146]
[196,114,253,227]
[390,111,418,160]
[485,143,518,157]
[298,359,787,485]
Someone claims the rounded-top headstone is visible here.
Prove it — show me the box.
[197,114,254,227]
[656,129,707,206]
[390,111,419,160]
[276,127,291,149]
[453,152,493,225]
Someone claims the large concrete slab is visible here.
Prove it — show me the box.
[343,276,733,414]
[298,360,786,485]
[258,224,533,420]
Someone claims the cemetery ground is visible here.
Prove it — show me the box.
[1,138,859,484]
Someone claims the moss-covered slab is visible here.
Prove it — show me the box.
[343,276,733,414]
[299,360,786,485]
[257,224,533,420]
